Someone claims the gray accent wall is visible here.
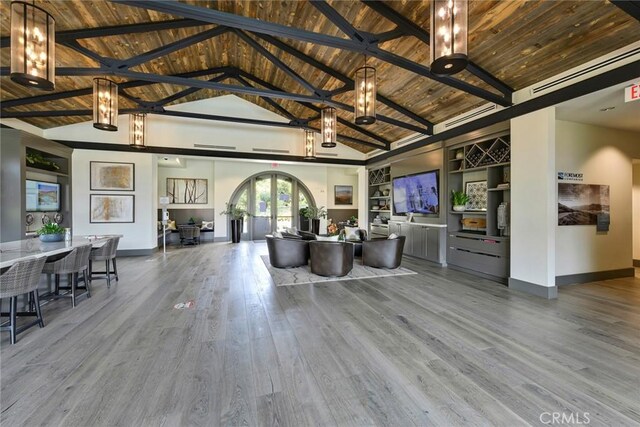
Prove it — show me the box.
[1,130,25,242]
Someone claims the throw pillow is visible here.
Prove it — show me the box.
[316,235,339,242]
[285,227,299,235]
[344,226,361,241]
[167,220,177,230]
[201,221,214,230]
[388,233,398,240]
[273,231,283,238]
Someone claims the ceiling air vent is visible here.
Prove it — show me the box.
[194,143,236,150]
[252,148,290,154]
[530,47,640,96]
[444,104,498,128]
[316,152,338,157]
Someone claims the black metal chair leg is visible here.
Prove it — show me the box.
[83,269,92,298]
[71,273,77,308]
[106,260,111,288]
[9,296,17,345]
[33,290,45,328]
[112,258,119,281]
[54,274,60,295]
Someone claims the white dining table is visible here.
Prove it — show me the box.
[0,235,118,269]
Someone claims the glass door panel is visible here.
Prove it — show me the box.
[276,176,293,231]
[253,175,272,240]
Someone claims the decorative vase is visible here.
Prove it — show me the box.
[230,219,243,243]
[453,205,466,212]
[455,150,464,159]
[311,218,321,235]
[39,233,64,242]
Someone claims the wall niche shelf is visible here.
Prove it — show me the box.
[368,165,391,237]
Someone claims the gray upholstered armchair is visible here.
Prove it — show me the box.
[309,241,354,277]
[266,235,310,268]
[362,236,406,269]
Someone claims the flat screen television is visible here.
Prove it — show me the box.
[26,180,60,212]
[392,170,439,216]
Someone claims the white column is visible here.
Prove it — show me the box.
[509,107,557,298]
[357,166,367,227]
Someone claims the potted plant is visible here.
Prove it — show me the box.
[299,207,311,232]
[451,190,470,212]
[220,203,251,243]
[348,215,358,227]
[303,206,327,235]
[37,223,65,242]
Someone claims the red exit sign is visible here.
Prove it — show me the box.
[625,82,640,103]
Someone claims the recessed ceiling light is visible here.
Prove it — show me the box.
[599,106,615,112]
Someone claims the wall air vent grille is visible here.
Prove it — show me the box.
[444,104,498,128]
[316,152,339,157]
[531,47,640,95]
[194,144,236,150]
[252,148,290,154]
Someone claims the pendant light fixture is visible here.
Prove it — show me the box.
[321,107,337,148]
[129,113,146,149]
[430,0,468,76]
[10,1,55,90]
[303,129,316,159]
[93,78,118,131]
[354,60,376,125]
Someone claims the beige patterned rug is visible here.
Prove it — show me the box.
[260,255,417,286]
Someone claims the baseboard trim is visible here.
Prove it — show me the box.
[214,237,228,242]
[634,259,640,268]
[556,268,635,286]
[117,248,155,257]
[508,278,558,299]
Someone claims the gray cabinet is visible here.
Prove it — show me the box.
[388,221,446,265]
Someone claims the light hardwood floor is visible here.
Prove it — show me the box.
[1,242,639,426]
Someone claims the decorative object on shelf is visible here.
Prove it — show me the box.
[464,181,488,211]
[90,161,134,191]
[382,189,390,196]
[129,113,146,149]
[53,212,63,224]
[36,222,64,242]
[354,60,376,125]
[497,202,510,236]
[303,129,316,159]
[503,165,511,183]
[166,178,207,204]
[327,220,339,236]
[334,185,353,205]
[451,190,469,212]
[10,1,55,90]
[220,202,251,243]
[26,151,60,171]
[496,183,510,190]
[461,217,487,231]
[430,0,468,75]
[25,213,34,226]
[321,107,337,148]
[90,194,135,223]
[558,183,610,226]
[406,212,414,223]
[455,149,464,159]
[348,215,358,227]
[373,190,381,197]
[372,206,379,211]
[41,213,50,225]
[93,77,118,131]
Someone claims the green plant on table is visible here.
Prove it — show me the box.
[451,190,470,206]
[37,223,65,235]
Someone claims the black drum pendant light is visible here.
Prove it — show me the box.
[303,129,316,159]
[129,113,146,149]
[354,62,376,125]
[430,0,468,75]
[10,1,55,90]
[321,107,337,148]
[93,78,118,131]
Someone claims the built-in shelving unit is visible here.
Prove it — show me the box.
[368,165,391,237]
[447,134,511,282]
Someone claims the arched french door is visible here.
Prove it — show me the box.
[229,172,316,240]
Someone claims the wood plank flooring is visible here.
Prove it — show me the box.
[1,242,639,426]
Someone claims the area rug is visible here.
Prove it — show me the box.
[260,255,417,286]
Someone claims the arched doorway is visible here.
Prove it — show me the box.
[229,172,316,240]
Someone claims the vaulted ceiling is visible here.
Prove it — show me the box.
[1,1,639,153]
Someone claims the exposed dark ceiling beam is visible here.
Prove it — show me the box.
[233,75,298,121]
[0,19,208,49]
[0,67,109,77]
[157,73,229,106]
[372,28,405,44]
[610,0,640,22]
[309,0,368,43]
[0,109,141,118]
[114,0,511,106]
[61,40,114,67]
[361,0,513,98]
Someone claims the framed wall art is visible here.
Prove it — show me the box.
[465,180,488,211]
[166,178,208,204]
[90,194,135,223]
[90,161,135,191]
[558,183,610,226]
[334,185,353,205]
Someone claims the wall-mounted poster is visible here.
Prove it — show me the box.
[558,183,610,226]
[166,178,208,204]
[90,194,135,223]
[90,162,135,191]
[334,185,353,205]
[465,180,487,211]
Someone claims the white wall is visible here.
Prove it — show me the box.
[158,158,215,210]
[326,167,359,210]
[634,163,640,262]
[72,150,157,251]
[556,121,640,275]
[510,107,557,288]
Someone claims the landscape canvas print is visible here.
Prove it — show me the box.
[167,178,208,204]
[90,162,134,191]
[334,185,353,205]
[90,195,135,223]
[558,183,609,226]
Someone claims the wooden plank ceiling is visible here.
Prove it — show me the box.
[0,1,638,153]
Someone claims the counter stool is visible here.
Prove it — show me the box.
[42,244,92,307]
[89,237,120,288]
[0,256,47,344]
